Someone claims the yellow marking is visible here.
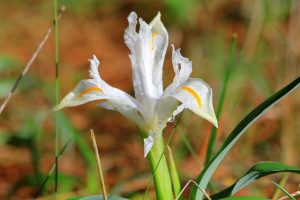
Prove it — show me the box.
[181,86,202,108]
[150,32,157,50]
[78,87,102,98]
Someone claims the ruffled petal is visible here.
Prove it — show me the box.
[172,78,218,127]
[163,45,192,96]
[124,12,168,101]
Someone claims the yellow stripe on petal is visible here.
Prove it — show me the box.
[78,87,102,98]
[150,32,157,50]
[181,86,202,108]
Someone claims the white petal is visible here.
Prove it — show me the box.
[89,54,102,83]
[53,79,105,111]
[163,45,192,96]
[89,55,144,126]
[97,101,115,110]
[144,134,154,157]
[169,104,185,122]
[172,78,218,127]
[154,96,178,129]
[149,12,168,96]
[124,12,138,51]
[124,12,168,101]
[55,55,144,127]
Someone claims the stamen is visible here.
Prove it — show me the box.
[181,86,202,108]
[78,87,102,98]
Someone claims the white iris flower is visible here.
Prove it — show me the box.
[55,12,218,157]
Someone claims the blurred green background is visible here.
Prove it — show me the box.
[0,0,299,199]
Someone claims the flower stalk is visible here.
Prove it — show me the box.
[147,135,173,200]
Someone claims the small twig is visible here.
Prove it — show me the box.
[175,180,211,200]
[278,191,300,200]
[0,6,65,115]
[90,129,108,200]
[272,174,289,200]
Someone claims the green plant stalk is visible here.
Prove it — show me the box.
[54,0,60,197]
[142,112,184,200]
[167,146,182,199]
[205,34,237,165]
[147,135,174,200]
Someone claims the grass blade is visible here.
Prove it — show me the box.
[205,34,237,165]
[210,161,300,199]
[54,0,60,197]
[190,76,300,200]
[272,174,289,200]
[34,139,71,198]
[178,127,202,168]
[167,146,182,199]
[272,181,296,200]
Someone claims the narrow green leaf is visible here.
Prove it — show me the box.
[205,34,237,165]
[34,139,71,198]
[167,146,182,199]
[190,76,300,200]
[178,127,202,168]
[53,0,60,196]
[272,181,296,200]
[210,161,300,199]
[59,112,94,164]
[58,112,98,192]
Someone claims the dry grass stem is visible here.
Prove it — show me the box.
[278,191,300,200]
[0,6,65,115]
[175,180,211,200]
[90,129,108,200]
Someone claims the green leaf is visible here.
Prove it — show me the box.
[167,146,182,199]
[58,112,98,192]
[59,112,94,164]
[190,76,300,200]
[205,34,237,164]
[210,162,300,199]
[220,197,270,200]
[66,195,128,200]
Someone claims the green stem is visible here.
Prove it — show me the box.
[54,0,59,198]
[147,135,174,200]
[205,34,236,165]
